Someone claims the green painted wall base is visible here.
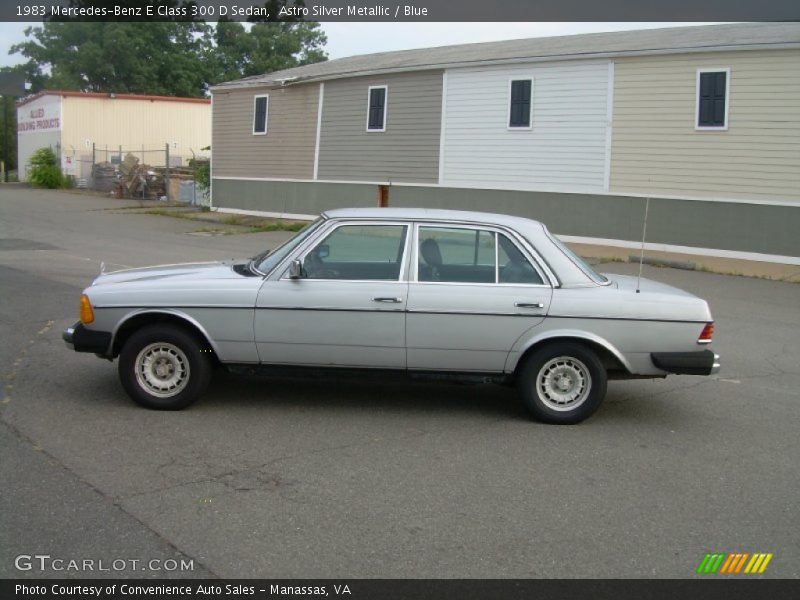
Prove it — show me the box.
[212,178,800,258]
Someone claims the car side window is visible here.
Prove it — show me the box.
[498,233,543,284]
[418,227,496,283]
[302,224,407,281]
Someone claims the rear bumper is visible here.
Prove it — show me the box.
[63,322,112,355]
[651,350,720,376]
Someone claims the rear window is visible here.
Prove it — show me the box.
[549,235,608,284]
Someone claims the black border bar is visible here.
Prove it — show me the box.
[2,0,800,22]
[3,579,798,600]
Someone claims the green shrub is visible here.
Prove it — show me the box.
[28,147,64,189]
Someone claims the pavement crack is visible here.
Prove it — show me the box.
[117,426,434,502]
[2,319,54,409]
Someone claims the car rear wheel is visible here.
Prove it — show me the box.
[118,324,211,410]
[517,342,607,424]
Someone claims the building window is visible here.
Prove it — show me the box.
[366,86,387,132]
[508,79,533,129]
[253,95,268,135]
[696,69,729,130]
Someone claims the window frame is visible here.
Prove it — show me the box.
[412,222,549,287]
[366,85,388,132]
[283,220,412,283]
[252,94,269,135]
[507,78,534,131]
[695,68,730,131]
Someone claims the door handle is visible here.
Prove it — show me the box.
[372,297,403,303]
[515,302,544,309]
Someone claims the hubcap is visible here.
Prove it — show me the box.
[134,342,190,398]
[536,356,592,411]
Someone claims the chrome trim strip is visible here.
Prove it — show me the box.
[259,306,405,313]
[98,305,706,323]
[711,353,721,374]
[95,305,253,309]
[547,314,707,324]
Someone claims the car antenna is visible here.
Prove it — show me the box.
[635,194,650,294]
[99,261,106,275]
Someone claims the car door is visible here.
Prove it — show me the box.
[254,221,411,368]
[406,223,553,372]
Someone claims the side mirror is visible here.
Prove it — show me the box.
[288,259,303,279]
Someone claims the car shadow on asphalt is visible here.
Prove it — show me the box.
[60,361,697,426]
[201,369,528,420]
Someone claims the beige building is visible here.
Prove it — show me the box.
[17,91,211,181]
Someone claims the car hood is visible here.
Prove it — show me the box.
[91,261,244,286]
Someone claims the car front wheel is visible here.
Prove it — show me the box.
[517,342,607,424]
[118,324,212,410]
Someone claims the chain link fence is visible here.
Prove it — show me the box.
[61,142,209,204]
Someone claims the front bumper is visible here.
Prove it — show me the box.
[651,350,720,376]
[63,321,112,355]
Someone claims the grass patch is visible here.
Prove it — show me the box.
[218,214,306,232]
[126,206,307,233]
[584,256,627,265]
[695,263,800,283]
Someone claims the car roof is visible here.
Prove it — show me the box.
[322,207,546,230]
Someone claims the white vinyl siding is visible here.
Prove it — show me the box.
[440,60,611,192]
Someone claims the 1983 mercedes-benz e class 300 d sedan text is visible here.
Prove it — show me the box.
[64,208,719,423]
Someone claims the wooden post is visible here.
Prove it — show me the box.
[378,184,389,207]
[164,143,170,201]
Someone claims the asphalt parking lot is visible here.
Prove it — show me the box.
[1,186,798,579]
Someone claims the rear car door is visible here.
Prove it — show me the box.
[406,223,553,372]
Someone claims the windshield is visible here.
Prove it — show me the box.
[253,218,324,275]
[548,234,608,284]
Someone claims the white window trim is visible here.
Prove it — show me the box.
[507,77,534,131]
[252,94,269,135]
[695,68,730,131]
[366,85,388,132]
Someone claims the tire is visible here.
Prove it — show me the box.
[118,324,212,410]
[517,342,607,424]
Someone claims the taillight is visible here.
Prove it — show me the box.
[698,322,714,344]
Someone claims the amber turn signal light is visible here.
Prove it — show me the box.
[80,294,95,324]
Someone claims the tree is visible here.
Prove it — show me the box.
[0,65,28,173]
[11,21,215,97]
[10,1,328,96]
[211,20,327,83]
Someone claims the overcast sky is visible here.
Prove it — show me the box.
[0,21,717,68]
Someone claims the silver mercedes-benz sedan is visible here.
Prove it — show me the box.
[63,208,719,423]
